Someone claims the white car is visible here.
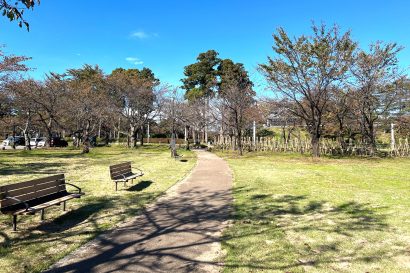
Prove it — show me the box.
[2,136,25,148]
[30,137,46,148]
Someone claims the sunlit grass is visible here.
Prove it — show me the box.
[0,145,196,273]
[217,151,410,273]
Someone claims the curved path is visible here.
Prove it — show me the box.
[46,150,232,273]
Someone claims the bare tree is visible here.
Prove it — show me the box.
[351,42,404,153]
[108,68,160,148]
[259,23,356,157]
[65,65,108,153]
[6,79,41,149]
[28,73,65,147]
[218,59,255,155]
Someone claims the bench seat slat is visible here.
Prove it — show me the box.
[2,193,83,215]
[17,193,83,215]
[112,172,143,182]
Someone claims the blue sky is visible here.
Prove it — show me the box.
[1,0,409,91]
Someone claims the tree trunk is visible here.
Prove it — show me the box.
[311,134,320,157]
[130,125,137,148]
[337,118,347,153]
[140,126,144,146]
[185,125,190,150]
[237,131,243,156]
[23,130,31,150]
[82,121,91,153]
[204,98,209,143]
[368,124,377,155]
[45,118,53,147]
[23,114,31,150]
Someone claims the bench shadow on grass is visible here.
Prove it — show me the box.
[127,180,153,192]
[35,199,115,233]
[1,192,158,252]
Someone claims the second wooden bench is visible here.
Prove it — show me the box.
[109,162,144,191]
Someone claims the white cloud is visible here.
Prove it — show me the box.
[130,30,158,39]
[126,57,144,65]
[130,31,149,39]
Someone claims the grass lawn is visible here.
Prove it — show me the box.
[217,152,410,273]
[0,145,196,273]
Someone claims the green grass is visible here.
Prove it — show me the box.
[216,151,410,273]
[0,145,196,273]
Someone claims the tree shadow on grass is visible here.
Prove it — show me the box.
[0,162,67,176]
[127,180,153,192]
[8,151,83,159]
[39,185,407,273]
[0,183,406,273]
[220,188,405,271]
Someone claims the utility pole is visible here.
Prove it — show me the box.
[170,89,177,157]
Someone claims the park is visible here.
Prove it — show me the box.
[0,1,409,273]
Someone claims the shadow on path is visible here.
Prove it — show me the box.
[45,151,233,273]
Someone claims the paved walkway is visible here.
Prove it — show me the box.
[46,150,232,273]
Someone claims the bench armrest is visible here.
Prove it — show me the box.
[64,182,82,194]
[5,196,34,212]
[132,167,144,175]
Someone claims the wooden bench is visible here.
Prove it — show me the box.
[0,174,84,231]
[109,162,144,191]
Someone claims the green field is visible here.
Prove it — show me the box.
[0,145,196,273]
[217,152,410,272]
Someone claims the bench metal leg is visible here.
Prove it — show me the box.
[115,182,118,191]
[12,215,17,231]
[40,209,45,221]
[63,201,66,211]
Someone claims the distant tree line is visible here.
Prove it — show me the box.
[0,23,409,156]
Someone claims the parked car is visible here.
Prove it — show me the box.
[30,137,47,147]
[50,137,68,147]
[2,136,25,148]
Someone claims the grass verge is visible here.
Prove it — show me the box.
[0,145,196,273]
[217,151,410,272]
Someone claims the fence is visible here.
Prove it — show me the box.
[214,136,410,157]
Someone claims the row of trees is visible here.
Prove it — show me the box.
[259,24,409,156]
[1,23,409,157]
[0,54,169,153]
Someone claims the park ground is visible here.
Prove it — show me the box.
[0,145,196,273]
[217,151,410,272]
[1,147,410,273]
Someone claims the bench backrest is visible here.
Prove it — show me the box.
[109,162,132,180]
[0,174,67,209]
